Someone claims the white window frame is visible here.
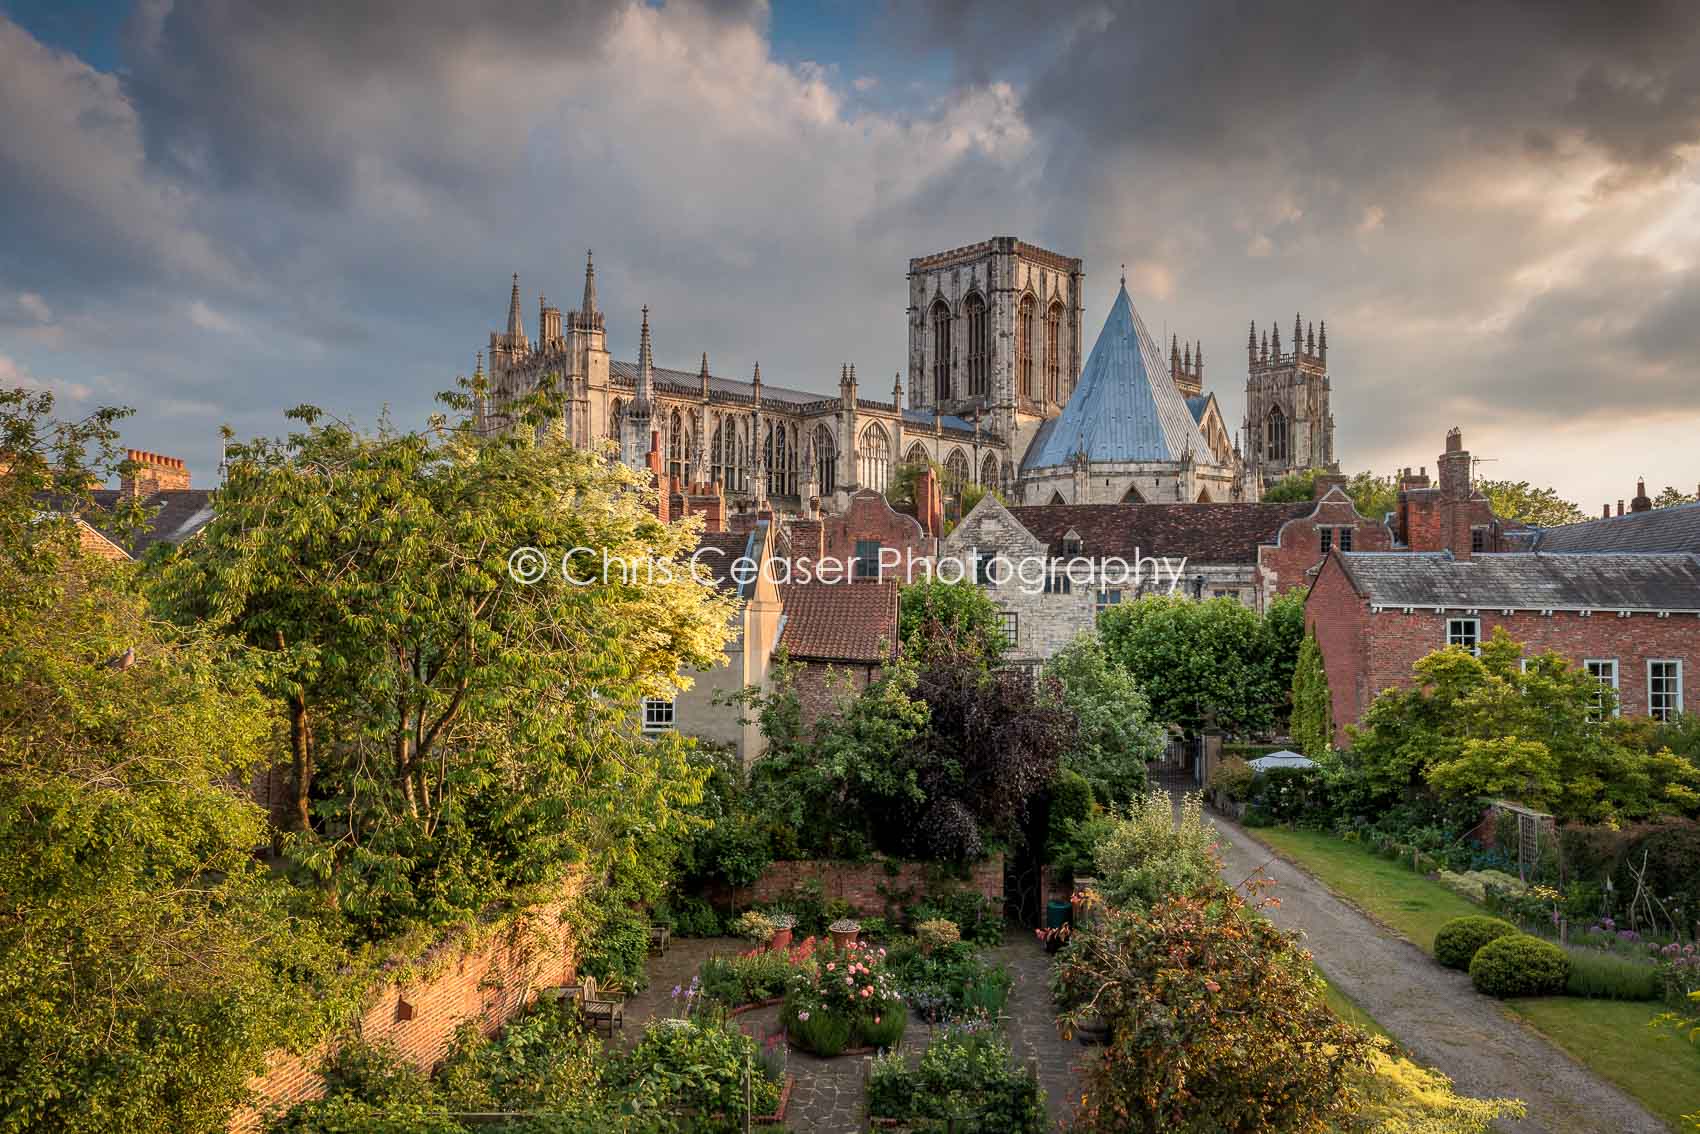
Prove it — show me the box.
[641,697,675,733]
[1446,617,1481,656]
[1647,659,1684,722]
[1583,659,1619,720]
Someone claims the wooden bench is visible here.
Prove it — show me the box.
[648,924,671,955]
[578,975,625,1036]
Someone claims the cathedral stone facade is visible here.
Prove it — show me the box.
[475,240,1339,520]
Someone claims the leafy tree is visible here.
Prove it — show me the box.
[884,457,937,512]
[1059,887,1374,1133]
[1290,630,1333,757]
[1260,468,1396,520]
[1091,790,1223,910]
[1653,486,1699,509]
[152,402,736,938]
[1098,595,1285,735]
[1348,629,1700,822]
[1042,631,1164,802]
[1476,479,1587,527]
[898,577,1007,663]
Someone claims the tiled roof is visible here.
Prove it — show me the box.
[692,529,760,595]
[777,578,899,664]
[1529,503,1700,554]
[610,359,830,407]
[1007,502,1314,563]
[1336,551,1700,611]
[80,488,216,556]
[1023,284,1214,470]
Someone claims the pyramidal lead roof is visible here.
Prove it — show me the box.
[1023,283,1214,471]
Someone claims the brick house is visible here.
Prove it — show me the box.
[776,577,900,724]
[1306,432,1700,744]
[938,482,1390,664]
[38,449,216,562]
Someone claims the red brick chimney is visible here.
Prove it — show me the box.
[1312,471,1348,501]
[121,450,190,498]
[644,430,671,523]
[1631,480,1652,513]
[915,465,944,537]
[1436,428,1473,560]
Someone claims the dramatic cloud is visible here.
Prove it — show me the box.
[0,0,1696,502]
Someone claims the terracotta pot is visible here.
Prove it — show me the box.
[830,928,859,950]
[769,928,793,952]
[919,940,933,956]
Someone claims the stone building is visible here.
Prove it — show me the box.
[1243,313,1336,490]
[476,241,1342,521]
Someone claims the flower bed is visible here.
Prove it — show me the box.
[867,1024,1045,1132]
[697,935,822,1010]
[888,939,1011,1022]
[782,939,906,1055]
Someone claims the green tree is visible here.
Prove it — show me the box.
[1260,468,1396,520]
[1477,479,1587,527]
[1097,595,1284,735]
[152,401,736,938]
[1290,630,1333,757]
[1653,486,1699,509]
[885,457,937,512]
[898,577,1007,663]
[1042,631,1164,802]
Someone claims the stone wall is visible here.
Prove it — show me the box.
[720,855,1004,918]
[231,878,584,1132]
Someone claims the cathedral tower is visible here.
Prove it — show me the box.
[1243,314,1334,488]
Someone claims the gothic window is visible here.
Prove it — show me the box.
[710,420,724,486]
[943,449,970,520]
[611,398,625,440]
[1017,294,1036,400]
[812,424,837,496]
[931,298,953,402]
[906,442,929,468]
[1121,483,1145,503]
[980,453,999,491]
[1043,301,1063,403]
[1266,406,1289,464]
[667,409,686,483]
[859,423,891,493]
[963,292,989,398]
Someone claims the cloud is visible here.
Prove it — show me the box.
[18,292,51,321]
[187,300,237,334]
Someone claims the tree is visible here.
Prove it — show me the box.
[1098,595,1285,736]
[1059,887,1374,1133]
[1260,468,1396,520]
[1476,479,1586,527]
[884,457,937,512]
[152,401,736,938]
[1290,630,1333,758]
[1042,631,1165,802]
[1653,486,1699,509]
[898,577,1007,663]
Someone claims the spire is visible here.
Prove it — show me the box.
[1248,321,1257,365]
[1293,312,1302,355]
[1171,334,1180,376]
[752,361,762,403]
[1260,330,1269,362]
[700,351,710,397]
[580,250,597,317]
[635,305,654,410]
[1120,263,1127,288]
[1195,340,1203,379]
[893,371,903,409]
[1318,320,1327,361]
[1182,341,1192,372]
[1306,322,1315,355]
[848,363,856,388]
[507,273,524,340]
[1271,323,1281,357]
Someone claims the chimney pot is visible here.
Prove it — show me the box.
[1603,504,1611,519]
[1617,500,1625,516]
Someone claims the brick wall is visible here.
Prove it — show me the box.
[231,878,585,1132]
[1257,488,1393,598]
[814,489,934,580]
[717,855,1004,918]
[1304,555,1374,748]
[791,660,880,727]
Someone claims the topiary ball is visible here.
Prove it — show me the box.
[1469,934,1570,998]
[1433,915,1520,971]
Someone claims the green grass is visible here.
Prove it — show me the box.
[1248,826,1700,1130]
[1251,827,1481,953]
[1319,975,1392,1041]
[1508,997,1700,1131]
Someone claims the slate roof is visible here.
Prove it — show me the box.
[777,578,899,664]
[74,488,216,556]
[1007,502,1314,563]
[1184,394,1212,424]
[611,359,828,407]
[1529,503,1700,554]
[691,528,761,596]
[1023,284,1214,471]
[1336,551,1700,611]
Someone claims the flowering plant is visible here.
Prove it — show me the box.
[783,939,905,1054]
[827,917,861,934]
[730,910,776,944]
[915,918,960,951]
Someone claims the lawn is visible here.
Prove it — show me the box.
[1248,824,1700,1130]
[1252,826,1480,953]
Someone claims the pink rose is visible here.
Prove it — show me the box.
[861,986,873,998]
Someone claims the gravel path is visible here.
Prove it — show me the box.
[1210,812,1668,1133]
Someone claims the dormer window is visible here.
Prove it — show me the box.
[1062,529,1083,556]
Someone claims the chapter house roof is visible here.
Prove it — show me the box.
[1023,283,1214,471]
[1007,502,1314,564]
[1529,502,1700,555]
[1335,551,1700,612]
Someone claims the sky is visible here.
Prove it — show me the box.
[2,0,1698,509]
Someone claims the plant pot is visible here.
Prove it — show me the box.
[918,940,933,956]
[830,928,858,950]
[769,928,793,952]
[1074,1014,1109,1046]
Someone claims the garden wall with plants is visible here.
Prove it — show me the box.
[233,878,584,1132]
[711,855,1004,917]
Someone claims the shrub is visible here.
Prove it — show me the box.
[786,1005,852,1055]
[908,890,1002,946]
[915,918,961,951]
[1563,948,1661,1001]
[867,1027,1045,1133]
[1093,790,1223,909]
[1340,1043,1525,1133]
[729,909,776,945]
[1045,768,1096,862]
[665,896,723,938]
[577,900,651,991]
[1469,934,1570,998]
[783,939,905,1053]
[1207,756,1256,803]
[1433,916,1519,971]
[617,1017,780,1127]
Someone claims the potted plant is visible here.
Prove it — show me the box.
[769,912,798,952]
[915,918,960,956]
[731,910,777,949]
[828,917,861,950]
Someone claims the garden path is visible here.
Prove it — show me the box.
[1209,812,1666,1134]
[623,934,1084,1131]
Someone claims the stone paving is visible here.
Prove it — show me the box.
[617,932,1085,1132]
